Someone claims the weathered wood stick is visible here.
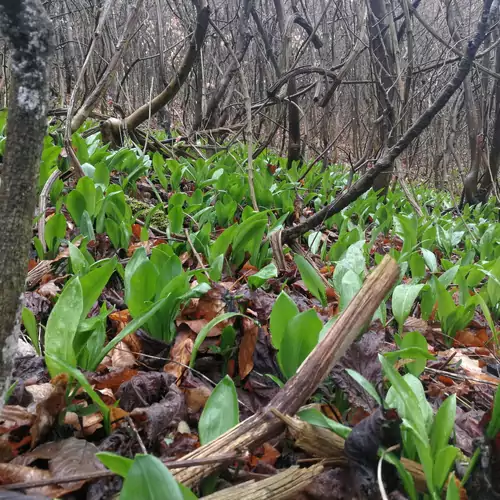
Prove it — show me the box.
[200,464,324,500]
[173,255,400,487]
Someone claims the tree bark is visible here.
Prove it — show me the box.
[0,0,53,406]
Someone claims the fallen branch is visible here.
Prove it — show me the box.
[171,255,399,487]
[272,410,427,493]
[200,463,324,499]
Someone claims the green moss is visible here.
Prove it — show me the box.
[126,195,169,231]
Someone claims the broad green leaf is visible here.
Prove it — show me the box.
[199,376,239,445]
[120,455,183,500]
[124,247,149,305]
[337,269,362,311]
[97,452,134,477]
[76,176,96,217]
[80,211,95,242]
[294,255,327,306]
[210,224,238,262]
[94,162,110,191]
[278,309,322,379]
[127,260,159,317]
[421,248,437,273]
[45,213,66,251]
[446,473,461,500]
[169,205,184,234]
[433,445,458,490]
[430,394,456,457]
[400,331,430,376]
[381,355,427,440]
[297,408,351,439]
[45,279,83,377]
[79,258,116,321]
[69,242,89,275]
[248,263,278,289]
[410,252,426,280]
[66,190,86,226]
[392,284,424,330]
[270,291,299,349]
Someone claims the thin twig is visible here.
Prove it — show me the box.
[2,453,244,491]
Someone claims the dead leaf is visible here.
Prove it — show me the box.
[13,437,104,493]
[239,317,258,379]
[87,368,139,392]
[0,463,63,497]
[454,328,489,348]
[30,378,67,448]
[164,330,194,381]
[111,341,136,369]
[36,281,60,299]
[0,406,35,434]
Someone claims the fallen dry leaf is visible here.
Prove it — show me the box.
[239,317,258,379]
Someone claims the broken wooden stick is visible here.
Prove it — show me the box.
[173,254,399,487]
[272,410,427,493]
[200,463,324,500]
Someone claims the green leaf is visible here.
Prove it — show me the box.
[190,313,245,368]
[392,284,424,330]
[433,445,458,490]
[45,279,83,377]
[127,260,159,317]
[278,309,322,379]
[248,263,278,289]
[209,254,224,282]
[76,176,96,217]
[430,394,456,458]
[380,355,427,440]
[124,247,149,305]
[210,224,238,262]
[69,242,89,275]
[80,211,95,242]
[410,252,426,280]
[345,369,383,406]
[97,452,134,478]
[297,408,352,439]
[79,258,116,321]
[22,307,39,355]
[337,269,362,311]
[152,152,168,191]
[199,375,239,445]
[120,455,183,500]
[45,213,66,252]
[269,291,299,349]
[446,473,461,500]
[169,206,184,234]
[66,190,86,226]
[294,254,327,307]
[421,248,437,273]
[94,162,110,191]
[400,331,430,376]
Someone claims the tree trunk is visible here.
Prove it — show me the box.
[0,0,53,406]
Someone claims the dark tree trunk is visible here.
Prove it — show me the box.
[0,0,53,405]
